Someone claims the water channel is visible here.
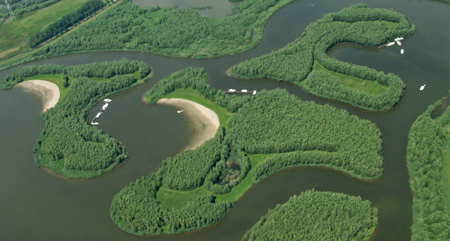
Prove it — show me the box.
[0,0,449,240]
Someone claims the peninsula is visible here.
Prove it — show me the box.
[230,4,414,111]
[111,67,383,236]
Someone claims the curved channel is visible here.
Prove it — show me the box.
[0,0,450,240]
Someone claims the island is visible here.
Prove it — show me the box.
[0,58,152,178]
[407,98,450,240]
[229,4,414,111]
[242,190,378,240]
[110,67,383,236]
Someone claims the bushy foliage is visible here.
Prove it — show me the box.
[30,0,296,59]
[28,0,104,48]
[204,150,251,194]
[227,89,383,178]
[406,100,450,240]
[1,59,151,178]
[161,128,224,191]
[110,132,233,236]
[0,58,149,89]
[145,67,251,113]
[230,4,413,110]
[242,190,378,241]
[0,0,61,18]
[252,151,338,184]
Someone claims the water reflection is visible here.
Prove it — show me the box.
[132,0,240,19]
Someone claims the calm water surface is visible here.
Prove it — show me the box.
[1,0,450,240]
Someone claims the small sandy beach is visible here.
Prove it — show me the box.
[15,80,60,113]
[158,98,220,151]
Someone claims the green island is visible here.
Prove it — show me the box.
[230,4,414,111]
[242,190,378,241]
[406,98,450,240]
[0,0,300,70]
[110,67,383,235]
[0,59,152,178]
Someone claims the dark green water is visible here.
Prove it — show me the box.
[1,0,449,240]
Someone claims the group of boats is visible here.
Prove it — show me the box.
[384,37,405,54]
[90,99,112,125]
[227,89,257,96]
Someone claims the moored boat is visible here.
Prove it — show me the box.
[420,84,426,91]
[102,103,109,110]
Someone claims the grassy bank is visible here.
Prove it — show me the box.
[148,88,232,127]
[0,0,90,59]
[310,60,387,95]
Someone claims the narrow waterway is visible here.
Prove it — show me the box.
[0,0,449,240]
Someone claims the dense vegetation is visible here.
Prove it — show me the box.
[0,0,61,18]
[1,59,151,178]
[407,99,450,240]
[242,190,378,241]
[227,89,383,179]
[230,4,414,110]
[111,132,234,235]
[111,67,384,235]
[30,0,297,59]
[28,0,104,48]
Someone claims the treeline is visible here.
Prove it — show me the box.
[28,0,104,48]
[162,128,224,191]
[230,4,413,110]
[145,67,251,113]
[306,70,404,110]
[242,190,378,241]
[226,89,383,178]
[1,58,149,89]
[0,0,60,18]
[252,151,338,184]
[30,0,296,59]
[110,131,234,235]
[406,100,450,240]
[1,59,151,178]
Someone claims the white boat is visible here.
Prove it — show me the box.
[104,98,112,102]
[95,112,102,118]
[241,89,248,93]
[91,122,99,125]
[228,89,236,92]
[386,42,395,47]
[395,37,404,41]
[101,103,109,110]
[400,49,404,54]
[396,41,402,46]
[177,110,183,113]
[420,84,426,91]
[253,90,257,96]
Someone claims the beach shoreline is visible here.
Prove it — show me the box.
[15,80,60,113]
[157,98,220,151]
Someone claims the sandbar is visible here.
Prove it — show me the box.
[15,80,60,113]
[158,98,220,151]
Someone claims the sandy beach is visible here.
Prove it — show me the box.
[158,98,220,151]
[15,80,60,113]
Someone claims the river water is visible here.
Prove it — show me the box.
[1,0,449,240]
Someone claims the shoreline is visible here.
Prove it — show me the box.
[15,80,60,113]
[157,98,219,151]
